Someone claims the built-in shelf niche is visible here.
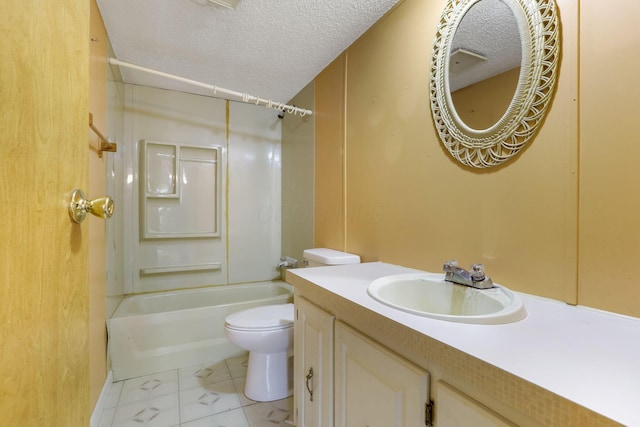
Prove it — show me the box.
[141,140,221,239]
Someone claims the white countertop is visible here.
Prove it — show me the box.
[290,262,640,426]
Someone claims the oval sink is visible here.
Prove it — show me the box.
[367,273,526,324]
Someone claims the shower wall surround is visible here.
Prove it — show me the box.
[107,84,282,298]
[105,77,125,316]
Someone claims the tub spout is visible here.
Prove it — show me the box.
[278,256,298,281]
[278,256,298,268]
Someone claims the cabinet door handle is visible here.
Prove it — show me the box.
[305,367,314,402]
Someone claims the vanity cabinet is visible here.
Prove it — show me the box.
[294,297,430,427]
[334,322,430,427]
[289,263,624,426]
[436,381,516,427]
[294,297,335,427]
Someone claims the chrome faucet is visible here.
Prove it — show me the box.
[443,260,494,289]
[278,256,298,269]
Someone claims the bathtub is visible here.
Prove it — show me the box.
[107,281,293,381]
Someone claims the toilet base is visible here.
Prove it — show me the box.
[244,351,293,402]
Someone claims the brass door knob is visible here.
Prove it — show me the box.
[68,189,114,223]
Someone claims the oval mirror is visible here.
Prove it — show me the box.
[429,0,559,168]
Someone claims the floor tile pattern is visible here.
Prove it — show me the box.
[98,355,293,427]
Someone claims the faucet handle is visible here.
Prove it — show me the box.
[470,263,486,280]
[443,259,458,272]
[470,263,494,288]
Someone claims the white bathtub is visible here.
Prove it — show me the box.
[107,281,293,380]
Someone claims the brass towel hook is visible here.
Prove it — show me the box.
[68,189,114,223]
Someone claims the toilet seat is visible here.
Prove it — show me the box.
[225,303,294,332]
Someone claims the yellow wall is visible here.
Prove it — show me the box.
[315,55,347,249]
[0,1,90,425]
[578,2,640,315]
[451,67,520,130]
[89,0,109,409]
[313,0,640,316]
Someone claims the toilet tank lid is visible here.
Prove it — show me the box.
[303,248,361,265]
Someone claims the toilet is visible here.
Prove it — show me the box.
[224,303,295,401]
[224,248,360,402]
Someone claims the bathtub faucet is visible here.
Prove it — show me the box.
[278,256,298,269]
[443,260,494,289]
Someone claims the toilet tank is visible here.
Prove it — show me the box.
[303,248,361,267]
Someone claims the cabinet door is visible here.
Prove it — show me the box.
[334,322,430,427]
[294,297,335,427]
[436,381,516,427]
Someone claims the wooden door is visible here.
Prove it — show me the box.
[0,1,90,425]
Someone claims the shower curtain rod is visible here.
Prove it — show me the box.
[108,58,313,117]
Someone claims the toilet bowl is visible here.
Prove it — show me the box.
[224,303,294,402]
[224,248,360,402]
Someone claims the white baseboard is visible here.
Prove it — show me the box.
[90,370,114,427]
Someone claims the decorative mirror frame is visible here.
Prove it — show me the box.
[429,0,559,168]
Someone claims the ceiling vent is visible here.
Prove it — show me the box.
[449,48,487,76]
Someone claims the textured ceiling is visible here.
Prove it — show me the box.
[449,0,521,92]
[97,0,401,106]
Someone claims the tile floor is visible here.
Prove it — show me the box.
[98,355,293,427]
